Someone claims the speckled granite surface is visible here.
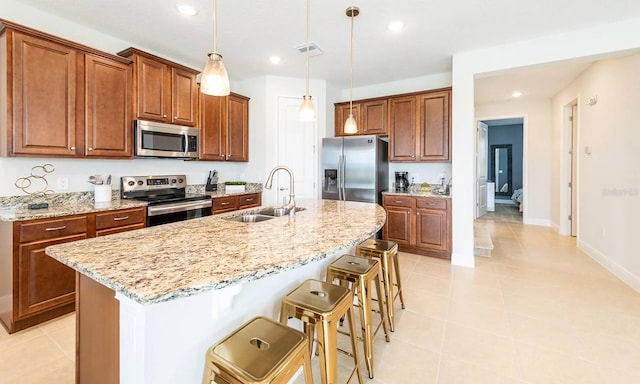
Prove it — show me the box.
[46,199,385,305]
[0,198,147,222]
[188,182,263,197]
[383,190,452,199]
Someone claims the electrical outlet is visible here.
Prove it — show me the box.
[56,177,69,190]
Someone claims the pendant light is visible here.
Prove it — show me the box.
[344,6,359,134]
[299,0,316,121]
[201,0,230,96]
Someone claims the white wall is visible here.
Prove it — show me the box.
[552,54,640,291]
[475,99,553,226]
[452,16,640,268]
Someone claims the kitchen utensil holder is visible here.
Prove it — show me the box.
[94,184,112,203]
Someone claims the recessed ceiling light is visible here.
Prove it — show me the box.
[512,91,523,98]
[269,56,282,64]
[387,21,405,32]
[176,4,198,16]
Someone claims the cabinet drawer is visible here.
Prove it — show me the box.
[416,198,447,210]
[238,193,261,209]
[18,216,87,243]
[212,196,237,213]
[383,195,414,208]
[96,208,146,231]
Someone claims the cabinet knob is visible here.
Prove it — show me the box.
[163,114,167,118]
[417,212,420,216]
[70,146,75,150]
[174,116,178,120]
[87,148,93,151]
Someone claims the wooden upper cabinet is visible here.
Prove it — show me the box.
[418,91,450,161]
[1,21,133,159]
[226,93,249,162]
[361,99,388,135]
[9,32,78,156]
[200,92,226,161]
[334,99,387,136]
[200,92,249,162]
[388,96,417,161]
[335,103,360,136]
[119,48,199,127]
[84,54,132,158]
[171,68,198,126]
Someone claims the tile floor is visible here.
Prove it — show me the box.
[3,214,640,383]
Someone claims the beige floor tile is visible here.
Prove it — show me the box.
[413,260,453,280]
[0,356,74,384]
[403,287,450,320]
[450,280,504,308]
[515,342,606,384]
[599,366,640,384]
[403,273,452,296]
[370,337,440,384]
[441,323,521,380]
[582,333,640,375]
[437,356,522,384]
[390,310,446,354]
[447,299,510,337]
[0,333,69,383]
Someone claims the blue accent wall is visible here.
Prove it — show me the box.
[487,124,523,192]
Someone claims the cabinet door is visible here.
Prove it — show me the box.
[212,196,238,214]
[200,94,227,160]
[226,94,249,162]
[85,55,132,158]
[361,99,388,135]
[415,209,448,251]
[334,103,360,136]
[171,68,197,126]
[136,56,168,122]
[11,32,77,156]
[95,207,146,236]
[383,206,412,245]
[388,96,417,161]
[17,235,85,318]
[418,91,450,161]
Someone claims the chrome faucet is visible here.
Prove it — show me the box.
[265,165,296,215]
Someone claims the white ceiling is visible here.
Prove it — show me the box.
[14,0,640,102]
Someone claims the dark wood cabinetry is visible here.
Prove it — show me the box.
[389,89,451,162]
[334,99,387,136]
[0,207,146,333]
[0,21,133,159]
[382,194,451,259]
[212,193,262,214]
[119,48,198,127]
[200,93,250,162]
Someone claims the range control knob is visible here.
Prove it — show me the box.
[127,181,135,186]
[171,179,177,184]
[178,178,184,183]
[138,180,144,186]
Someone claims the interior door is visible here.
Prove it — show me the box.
[476,121,488,217]
[570,104,578,236]
[277,97,317,202]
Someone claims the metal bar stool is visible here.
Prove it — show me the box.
[326,254,390,379]
[356,239,405,332]
[280,279,364,384]
[202,316,313,384]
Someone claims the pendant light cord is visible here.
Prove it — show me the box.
[349,8,355,115]
[305,0,310,96]
[213,0,218,54]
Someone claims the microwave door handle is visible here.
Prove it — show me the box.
[182,132,188,156]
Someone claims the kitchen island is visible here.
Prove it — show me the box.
[45,199,386,384]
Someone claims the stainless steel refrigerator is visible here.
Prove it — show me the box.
[321,136,389,204]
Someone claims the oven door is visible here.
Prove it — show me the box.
[146,200,212,227]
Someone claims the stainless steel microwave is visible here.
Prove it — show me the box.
[134,120,199,159]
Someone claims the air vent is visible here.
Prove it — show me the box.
[295,42,323,57]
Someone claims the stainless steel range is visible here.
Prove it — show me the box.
[121,175,212,227]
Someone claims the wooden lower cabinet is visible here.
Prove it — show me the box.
[0,207,146,333]
[212,192,262,214]
[382,194,451,259]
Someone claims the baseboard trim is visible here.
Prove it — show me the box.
[578,239,640,294]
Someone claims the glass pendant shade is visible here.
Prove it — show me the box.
[201,52,230,96]
[343,112,357,134]
[299,95,316,122]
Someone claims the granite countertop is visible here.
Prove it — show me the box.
[383,190,452,199]
[0,199,148,222]
[46,199,386,305]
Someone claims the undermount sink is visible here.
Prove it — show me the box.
[228,214,274,223]
[256,207,306,217]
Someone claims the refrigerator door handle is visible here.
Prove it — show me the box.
[337,155,344,200]
[340,154,346,200]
